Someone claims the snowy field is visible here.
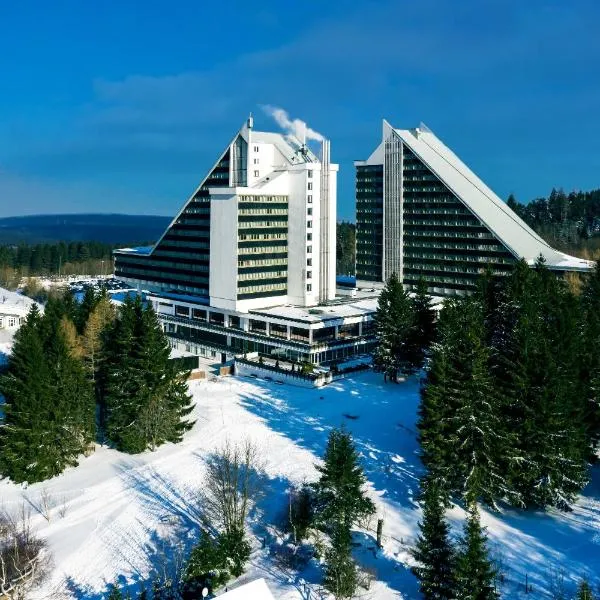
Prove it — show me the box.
[0,371,599,599]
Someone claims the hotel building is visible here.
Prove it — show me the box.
[115,117,376,364]
[355,121,593,295]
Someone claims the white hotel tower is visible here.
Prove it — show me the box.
[115,117,375,365]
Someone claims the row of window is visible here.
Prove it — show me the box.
[238,257,288,267]
[237,270,287,281]
[239,195,288,203]
[238,232,287,241]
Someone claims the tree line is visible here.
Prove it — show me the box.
[508,188,600,258]
[0,289,194,483]
[375,260,600,510]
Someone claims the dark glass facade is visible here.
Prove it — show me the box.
[355,165,384,281]
[355,144,516,294]
[114,149,231,298]
[402,148,514,293]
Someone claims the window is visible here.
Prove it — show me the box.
[308,170,313,178]
[307,258,312,266]
[307,233,312,241]
[307,284,312,292]
[254,145,259,152]
[308,182,313,190]
[307,271,312,279]
[307,245,312,253]
[253,158,259,164]
[307,195,312,203]
[254,170,260,177]
[307,220,312,228]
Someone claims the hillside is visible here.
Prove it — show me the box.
[0,371,598,599]
[0,214,171,245]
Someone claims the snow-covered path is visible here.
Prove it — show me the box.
[1,372,599,599]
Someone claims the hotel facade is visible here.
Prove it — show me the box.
[355,121,593,295]
[115,117,377,365]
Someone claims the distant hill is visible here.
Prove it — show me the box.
[0,214,171,245]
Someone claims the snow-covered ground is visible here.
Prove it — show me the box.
[0,372,599,599]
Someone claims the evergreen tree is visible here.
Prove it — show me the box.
[576,580,594,600]
[500,259,588,508]
[103,297,195,453]
[411,278,437,358]
[373,273,419,381]
[580,261,600,453]
[411,477,456,600]
[419,297,514,504]
[323,523,358,600]
[76,286,98,333]
[312,427,375,528]
[454,503,498,600]
[0,304,94,482]
[106,583,123,600]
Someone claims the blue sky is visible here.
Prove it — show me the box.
[0,0,599,221]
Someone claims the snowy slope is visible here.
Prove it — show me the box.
[0,372,598,599]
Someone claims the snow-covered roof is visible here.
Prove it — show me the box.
[360,121,594,273]
[251,297,378,324]
[218,578,276,600]
[0,287,39,318]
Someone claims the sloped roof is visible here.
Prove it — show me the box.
[218,578,276,600]
[385,121,593,272]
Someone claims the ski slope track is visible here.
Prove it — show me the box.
[0,372,599,599]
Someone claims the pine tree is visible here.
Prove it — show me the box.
[500,259,588,508]
[411,477,456,600]
[580,261,600,453]
[312,427,375,528]
[411,278,437,362]
[323,523,358,600]
[373,272,419,382]
[106,583,123,600]
[454,503,498,600]
[103,297,194,453]
[0,304,95,482]
[419,297,514,504]
[576,579,594,600]
[76,286,98,333]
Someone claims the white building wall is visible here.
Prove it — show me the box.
[209,191,239,311]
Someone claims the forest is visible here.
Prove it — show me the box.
[373,260,600,598]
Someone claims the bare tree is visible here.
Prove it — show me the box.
[0,506,51,599]
[201,439,264,536]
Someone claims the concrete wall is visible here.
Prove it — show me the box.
[209,190,239,311]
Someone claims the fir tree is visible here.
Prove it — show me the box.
[106,583,123,600]
[419,297,514,504]
[411,278,437,360]
[0,304,94,482]
[76,286,98,333]
[103,297,194,453]
[322,523,358,600]
[373,272,419,382]
[580,261,600,453]
[312,427,375,528]
[411,477,456,600]
[501,259,588,508]
[576,579,594,600]
[454,503,498,600]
